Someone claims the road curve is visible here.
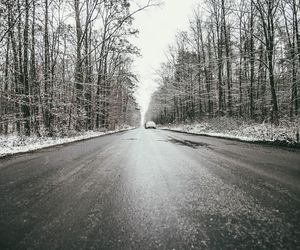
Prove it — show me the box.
[0,128,299,249]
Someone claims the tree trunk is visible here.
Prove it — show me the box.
[22,0,30,136]
[249,1,255,119]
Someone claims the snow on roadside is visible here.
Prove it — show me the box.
[0,126,135,158]
[159,117,300,145]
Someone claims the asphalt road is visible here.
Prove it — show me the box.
[0,128,300,250]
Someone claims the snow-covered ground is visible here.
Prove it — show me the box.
[0,126,135,158]
[159,117,300,146]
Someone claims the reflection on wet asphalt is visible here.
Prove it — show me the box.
[0,128,300,249]
[168,137,211,148]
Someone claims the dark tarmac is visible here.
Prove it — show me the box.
[0,128,299,249]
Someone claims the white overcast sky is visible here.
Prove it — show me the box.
[131,0,200,118]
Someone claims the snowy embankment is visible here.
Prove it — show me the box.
[159,117,300,147]
[0,125,134,158]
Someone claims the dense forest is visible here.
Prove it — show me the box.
[0,0,155,137]
[146,0,300,126]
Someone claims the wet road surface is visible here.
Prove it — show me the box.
[0,128,300,249]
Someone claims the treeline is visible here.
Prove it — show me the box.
[146,0,300,126]
[0,0,152,136]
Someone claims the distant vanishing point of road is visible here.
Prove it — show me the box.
[0,128,299,249]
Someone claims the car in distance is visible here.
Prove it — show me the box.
[145,121,157,129]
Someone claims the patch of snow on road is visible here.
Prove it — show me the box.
[0,126,134,158]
